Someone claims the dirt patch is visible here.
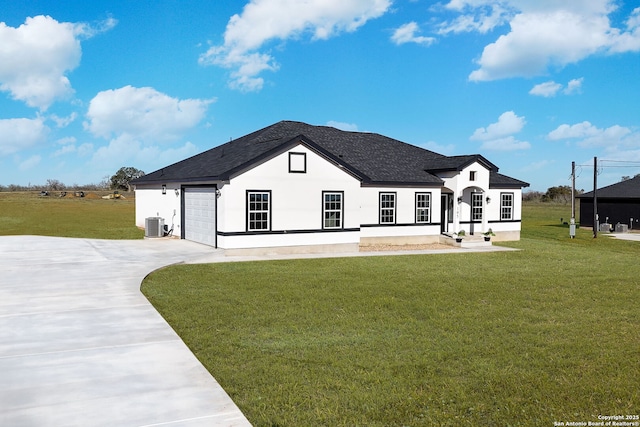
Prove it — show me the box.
[360,243,454,252]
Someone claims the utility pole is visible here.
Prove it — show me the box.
[593,157,598,238]
[570,161,576,238]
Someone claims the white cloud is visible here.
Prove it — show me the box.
[548,121,632,148]
[479,136,531,151]
[85,86,213,141]
[56,136,77,145]
[53,144,77,157]
[564,77,583,94]
[471,111,526,140]
[450,1,640,81]
[0,15,116,110]
[548,121,600,140]
[529,78,583,97]
[391,22,435,46]
[52,136,77,157]
[421,140,456,155]
[470,111,530,151]
[327,120,359,131]
[90,134,198,175]
[77,143,94,157]
[84,86,210,180]
[609,7,640,52]
[529,81,562,97]
[439,2,512,34]
[19,155,42,171]
[469,10,611,81]
[50,112,78,128]
[200,0,392,91]
[0,117,49,155]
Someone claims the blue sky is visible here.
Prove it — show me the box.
[1,0,640,192]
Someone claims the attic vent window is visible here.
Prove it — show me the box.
[289,152,306,173]
[470,171,477,181]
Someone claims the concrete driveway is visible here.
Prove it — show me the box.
[0,236,250,427]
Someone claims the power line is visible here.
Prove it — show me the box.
[599,159,640,164]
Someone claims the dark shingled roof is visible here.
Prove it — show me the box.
[423,155,498,173]
[489,172,530,189]
[578,175,640,199]
[133,120,529,188]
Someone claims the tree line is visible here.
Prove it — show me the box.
[524,185,583,203]
[0,167,145,193]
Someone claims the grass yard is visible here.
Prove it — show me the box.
[0,191,143,239]
[142,204,640,426]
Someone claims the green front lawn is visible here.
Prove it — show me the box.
[143,204,639,426]
[0,191,143,239]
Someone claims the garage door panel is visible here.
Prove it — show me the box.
[184,188,216,246]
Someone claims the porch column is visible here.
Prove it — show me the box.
[482,192,489,233]
[453,190,461,233]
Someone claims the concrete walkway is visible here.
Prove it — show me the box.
[0,236,249,427]
[602,232,640,242]
[0,235,516,426]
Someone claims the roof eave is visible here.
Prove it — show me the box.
[361,179,444,188]
[224,134,368,182]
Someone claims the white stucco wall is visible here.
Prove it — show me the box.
[437,162,523,239]
[486,188,524,237]
[358,186,442,244]
[358,187,441,225]
[216,144,362,249]
[134,183,183,235]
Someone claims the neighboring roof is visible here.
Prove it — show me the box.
[490,172,530,189]
[133,120,528,188]
[577,175,640,199]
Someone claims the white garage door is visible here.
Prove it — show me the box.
[184,187,216,246]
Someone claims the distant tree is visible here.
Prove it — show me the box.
[523,191,544,202]
[621,173,640,182]
[541,186,584,203]
[110,167,145,192]
[46,179,66,191]
[542,185,573,203]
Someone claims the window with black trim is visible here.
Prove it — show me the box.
[323,192,343,229]
[415,192,431,223]
[471,192,483,221]
[501,192,514,220]
[247,191,270,231]
[289,152,306,173]
[470,171,477,181]
[380,192,396,224]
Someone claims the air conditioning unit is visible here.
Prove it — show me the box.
[599,223,611,233]
[615,223,629,233]
[145,217,164,238]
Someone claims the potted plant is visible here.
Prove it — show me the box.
[455,230,466,243]
[483,228,495,241]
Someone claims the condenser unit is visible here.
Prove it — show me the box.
[145,217,165,238]
[615,223,629,233]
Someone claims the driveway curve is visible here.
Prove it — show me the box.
[0,236,250,427]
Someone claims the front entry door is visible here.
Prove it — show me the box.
[441,194,453,233]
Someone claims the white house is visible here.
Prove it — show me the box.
[132,121,528,254]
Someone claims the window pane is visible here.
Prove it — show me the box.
[416,193,430,223]
[380,193,395,223]
[323,192,343,229]
[501,193,513,220]
[248,192,270,231]
[472,193,483,221]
